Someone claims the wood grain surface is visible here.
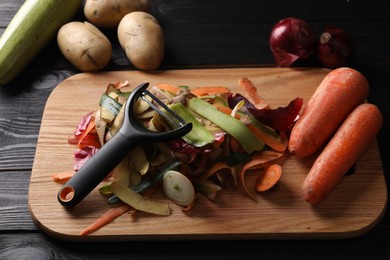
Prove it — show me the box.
[1,0,389,258]
[28,68,387,241]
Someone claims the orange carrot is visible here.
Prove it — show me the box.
[255,164,282,192]
[80,203,131,236]
[247,124,286,152]
[156,83,181,94]
[288,67,369,158]
[302,103,383,204]
[239,150,286,201]
[213,104,240,119]
[51,171,75,182]
[191,86,230,97]
[238,78,269,109]
[113,81,129,89]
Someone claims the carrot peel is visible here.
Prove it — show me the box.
[247,124,286,152]
[80,204,131,236]
[238,78,269,109]
[255,164,282,192]
[191,86,230,97]
[51,171,75,182]
[239,150,285,201]
[156,83,182,94]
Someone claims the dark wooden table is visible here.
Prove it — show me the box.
[1,0,389,259]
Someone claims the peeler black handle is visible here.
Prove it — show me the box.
[57,82,192,208]
[57,131,136,207]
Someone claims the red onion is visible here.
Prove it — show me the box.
[317,27,355,69]
[270,17,316,67]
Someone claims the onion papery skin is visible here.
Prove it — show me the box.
[317,27,356,69]
[270,17,316,67]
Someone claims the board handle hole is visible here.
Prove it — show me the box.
[59,186,75,202]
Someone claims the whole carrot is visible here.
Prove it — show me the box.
[302,103,383,204]
[288,67,369,158]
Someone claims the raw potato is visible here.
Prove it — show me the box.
[57,21,112,72]
[118,11,164,70]
[84,0,151,28]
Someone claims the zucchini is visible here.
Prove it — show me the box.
[0,0,83,85]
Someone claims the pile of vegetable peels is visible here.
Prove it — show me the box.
[52,78,303,235]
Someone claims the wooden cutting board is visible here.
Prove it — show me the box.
[28,68,387,241]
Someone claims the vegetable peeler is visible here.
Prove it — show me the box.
[57,82,192,208]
